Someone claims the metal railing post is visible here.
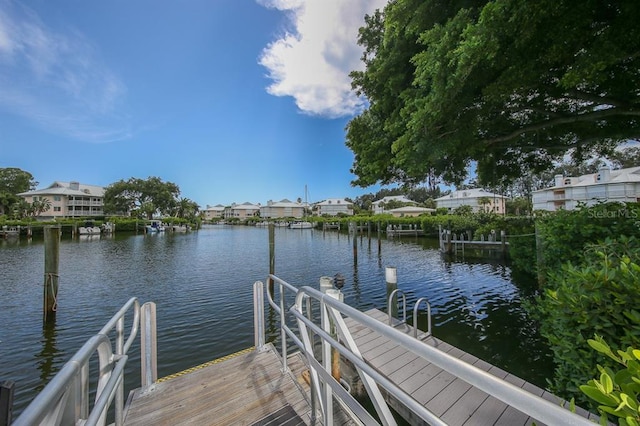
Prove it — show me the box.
[253,281,266,351]
[413,297,432,338]
[140,302,157,388]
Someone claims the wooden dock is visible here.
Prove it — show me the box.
[123,343,356,426]
[344,308,602,425]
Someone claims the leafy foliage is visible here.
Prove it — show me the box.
[103,177,181,219]
[0,167,37,218]
[581,337,640,426]
[347,0,640,187]
[532,237,640,404]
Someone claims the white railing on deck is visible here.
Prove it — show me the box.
[14,298,157,426]
[254,274,594,426]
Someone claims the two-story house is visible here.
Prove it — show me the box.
[314,198,353,216]
[260,199,306,219]
[532,166,640,211]
[435,188,507,214]
[18,181,105,219]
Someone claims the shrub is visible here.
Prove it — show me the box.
[532,237,640,404]
[581,336,640,426]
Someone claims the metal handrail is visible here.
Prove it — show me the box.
[14,298,156,426]
[298,284,593,426]
[387,288,406,325]
[413,297,432,338]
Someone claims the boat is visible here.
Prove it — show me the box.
[145,221,165,233]
[289,220,313,229]
[289,185,313,229]
[78,222,101,235]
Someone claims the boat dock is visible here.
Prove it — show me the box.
[123,344,356,426]
[344,308,602,425]
[439,226,509,256]
[13,276,603,426]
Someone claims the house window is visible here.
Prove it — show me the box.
[53,196,61,201]
[564,178,571,185]
[54,207,61,212]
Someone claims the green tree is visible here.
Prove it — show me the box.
[347,0,640,188]
[30,198,51,217]
[104,177,181,219]
[0,168,37,215]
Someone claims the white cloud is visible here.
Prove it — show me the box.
[258,0,387,118]
[0,0,130,142]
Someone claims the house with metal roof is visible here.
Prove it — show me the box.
[371,196,417,214]
[259,199,306,219]
[203,204,226,220]
[532,166,640,211]
[225,202,261,220]
[18,181,105,219]
[314,198,353,216]
[387,206,435,217]
[435,188,507,214]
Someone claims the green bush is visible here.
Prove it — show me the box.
[581,336,640,426]
[532,237,640,404]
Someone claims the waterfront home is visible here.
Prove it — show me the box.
[203,204,226,220]
[387,206,435,217]
[371,195,417,214]
[435,188,507,214]
[313,198,354,216]
[18,181,105,219]
[532,166,640,211]
[259,199,306,219]
[224,202,261,220]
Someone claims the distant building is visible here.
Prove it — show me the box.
[435,189,507,214]
[260,199,306,219]
[314,198,353,216]
[387,206,435,217]
[225,202,261,220]
[18,181,105,219]
[203,204,226,220]
[371,196,417,214]
[532,166,640,211]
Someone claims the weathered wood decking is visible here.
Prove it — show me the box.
[123,344,356,426]
[344,308,601,426]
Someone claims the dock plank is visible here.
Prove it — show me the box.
[342,308,599,426]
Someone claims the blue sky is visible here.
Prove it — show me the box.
[0,0,388,207]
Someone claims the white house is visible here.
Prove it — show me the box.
[371,196,417,214]
[435,188,507,214]
[18,181,105,219]
[532,166,640,211]
[314,198,353,216]
[387,206,435,217]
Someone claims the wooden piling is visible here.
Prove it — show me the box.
[351,222,357,262]
[0,380,14,426]
[268,223,275,295]
[43,226,60,323]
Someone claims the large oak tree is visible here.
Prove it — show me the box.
[346,0,640,188]
[104,177,180,219]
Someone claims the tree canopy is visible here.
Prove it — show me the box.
[0,167,38,217]
[103,177,181,219]
[346,0,640,188]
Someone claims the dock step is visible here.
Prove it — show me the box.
[250,404,305,426]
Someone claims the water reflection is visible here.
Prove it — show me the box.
[36,320,61,393]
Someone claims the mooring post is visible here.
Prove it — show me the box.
[351,222,357,262]
[0,380,14,426]
[386,266,398,320]
[268,223,275,296]
[501,230,507,257]
[535,222,545,287]
[43,226,60,323]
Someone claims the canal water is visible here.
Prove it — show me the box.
[0,225,553,417]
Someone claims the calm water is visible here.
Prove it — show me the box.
[0,225,553,417]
